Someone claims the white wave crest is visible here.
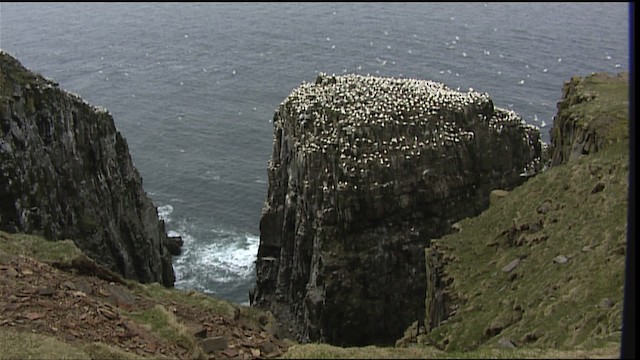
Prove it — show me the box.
[157,204,174,222]
[171,225,260,296]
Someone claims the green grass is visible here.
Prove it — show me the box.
[281,342,619,359]
[131,282,237,320]
[0,329,90,360]
[0,231,85,267]
[420,139,628,352]
[281,343,445,359]
[0,52,56,100]
[0,328,148,360]
[80,342,148,360]
[125,304,204,359]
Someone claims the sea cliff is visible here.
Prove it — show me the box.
[0,51,626,359]
[550,72,629,165]
[0,51,175,286]
[251,73,544,345]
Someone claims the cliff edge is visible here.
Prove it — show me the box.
[550,72,629,165]
[0,51,175,286]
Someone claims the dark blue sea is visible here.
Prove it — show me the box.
[0,2,630,304]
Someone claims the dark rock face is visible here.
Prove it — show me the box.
[164,235,184,256]
[424,245,451,334]
[0,52,175,286]
[251,73,543,346]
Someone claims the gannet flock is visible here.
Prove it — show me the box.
[271,73,541,193]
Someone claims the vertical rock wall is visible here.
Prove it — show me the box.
[0,52,175,286]
[252,73,543,345]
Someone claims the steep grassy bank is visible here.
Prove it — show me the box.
[419,72,629,353]
[421,139,627,352]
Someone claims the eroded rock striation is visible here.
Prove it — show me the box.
[0,51,175,286]
[251,73,543,346]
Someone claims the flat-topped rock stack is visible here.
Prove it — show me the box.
[251,73,544,346]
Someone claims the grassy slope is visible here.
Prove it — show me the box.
[424,140,627,352]
[0,231,283,359]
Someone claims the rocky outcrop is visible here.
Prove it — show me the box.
[0,51,175,286]
[550,72,629,165]
[424,244,452,334]
[251,73,543,346]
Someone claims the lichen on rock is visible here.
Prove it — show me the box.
[251,73,543,346]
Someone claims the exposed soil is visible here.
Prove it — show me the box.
[0,252,291,359]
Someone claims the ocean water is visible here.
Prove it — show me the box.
[0,3,630,304]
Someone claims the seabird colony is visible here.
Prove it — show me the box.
[273,73,541,193]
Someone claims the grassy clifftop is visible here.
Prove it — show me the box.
[550,72,629,165]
